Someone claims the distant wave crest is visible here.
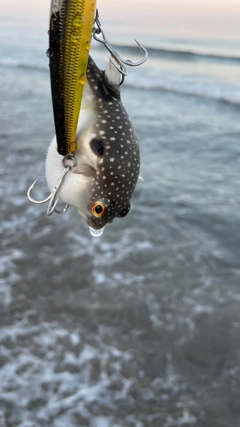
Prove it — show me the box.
[0,57,47,72]
[2,43,240,70]
[114,44,240,64]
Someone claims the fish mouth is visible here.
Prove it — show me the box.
[89,226,105,237]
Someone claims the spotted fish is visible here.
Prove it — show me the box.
[46,55,141,236]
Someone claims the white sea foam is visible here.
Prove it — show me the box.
[0,320,138,425]
[0,250,26,306]
[163,410,197,427]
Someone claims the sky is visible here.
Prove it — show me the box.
[1,0,240,41]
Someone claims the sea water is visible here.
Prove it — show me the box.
[0,14,240,427]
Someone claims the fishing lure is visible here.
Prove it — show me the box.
[48,0,97,156]
[28,4,147,237]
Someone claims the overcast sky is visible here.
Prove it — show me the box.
[1,0,240,40]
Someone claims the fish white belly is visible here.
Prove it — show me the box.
[45,138,90,211]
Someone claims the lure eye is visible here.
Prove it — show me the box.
[92,201,107,218]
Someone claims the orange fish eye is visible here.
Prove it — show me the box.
[92,201,107,218]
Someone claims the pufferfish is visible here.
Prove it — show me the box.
[45,55,141,236]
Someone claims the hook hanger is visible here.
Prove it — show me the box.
[27,154,76,216]
[93,10,148,77]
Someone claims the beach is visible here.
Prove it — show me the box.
[0,8,240,427]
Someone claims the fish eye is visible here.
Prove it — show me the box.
[92,201,107,218]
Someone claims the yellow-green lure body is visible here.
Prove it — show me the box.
[48,0,96,156]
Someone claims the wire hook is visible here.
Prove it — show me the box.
[93,10,148,77]
[27,154,76,216]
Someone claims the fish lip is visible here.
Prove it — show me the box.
[87,215,114,228]
[86,218,106,230]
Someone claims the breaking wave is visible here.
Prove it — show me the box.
[1,44,240,106]
[124,74,240,106]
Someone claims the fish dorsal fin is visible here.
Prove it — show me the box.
[105,57,122,89]
[138,175,144,182]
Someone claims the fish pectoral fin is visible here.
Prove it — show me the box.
[138,175,144,182]
[73,163,96,177]
[105,57,122,89]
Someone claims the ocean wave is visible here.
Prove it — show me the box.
[1,50,240,106]
[2,42,240,73]
[124,75,240,106]
[113,44,240,64]
[0,57,47,72]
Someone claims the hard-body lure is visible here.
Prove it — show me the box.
[28,2,147,237]
[48,0,97,156]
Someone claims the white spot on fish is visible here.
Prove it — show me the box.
[110,158,115,162]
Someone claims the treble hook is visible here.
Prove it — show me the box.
[27,154,76,216]
[93,10,148,77]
